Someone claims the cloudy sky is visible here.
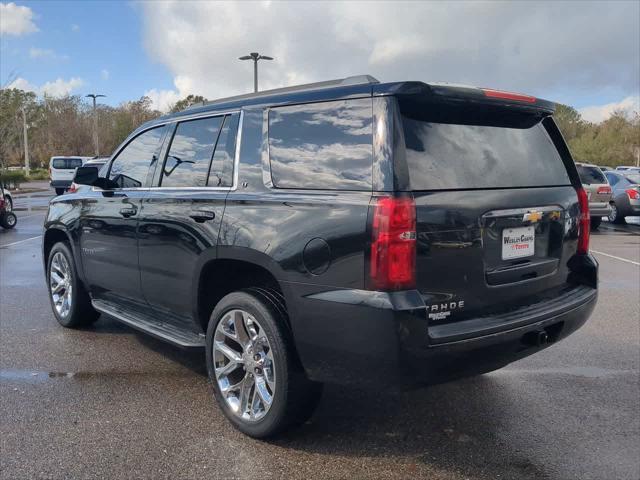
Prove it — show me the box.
[1,0,638,122]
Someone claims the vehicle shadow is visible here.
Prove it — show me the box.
[271,375,548,479]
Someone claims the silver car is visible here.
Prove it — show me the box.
[604,171,640,224]
[576,163,612,230]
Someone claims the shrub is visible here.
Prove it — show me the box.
[0,170,27,189]
[28,168,50,180]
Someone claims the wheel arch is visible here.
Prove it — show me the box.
[43,227,87,285]
[193,246,290,333]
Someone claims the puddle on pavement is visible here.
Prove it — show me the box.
[0,369,76,383]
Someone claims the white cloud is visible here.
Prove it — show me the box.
[144,87,181,112]
[8,76,84,97]
[579,96,640,123]
[140,1,640,103]
[101,69,110,80]
[0,2,38,35]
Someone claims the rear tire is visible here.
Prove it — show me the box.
[0,212,17,229]
[55,188,65,195]
[47,242,99,328]
[608,204,626,224]
[590,217,602,230]
[206,290,322,438]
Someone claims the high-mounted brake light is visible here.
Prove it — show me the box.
[576,187,590,255]
[626,188,640,200]
[597,186,611,195]
[370,196,416,291]
[482,88,536,103]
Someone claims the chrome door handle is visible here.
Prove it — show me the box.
[189,210,215,223]
[119,207,137,218]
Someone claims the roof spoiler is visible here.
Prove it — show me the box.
[378,82,555,115]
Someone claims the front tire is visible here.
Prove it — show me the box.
[590,216,602,230]
[206,290,322,438]
[47,242,99,328]
[0,212,16,229]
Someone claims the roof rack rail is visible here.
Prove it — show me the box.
[184,75,380,111]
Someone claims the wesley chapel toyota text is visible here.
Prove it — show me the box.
[43,76,598,437]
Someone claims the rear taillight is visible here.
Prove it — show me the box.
[68,183,78,193]
[576,187,590,255]
[626,188,640,200]
[370,196,416,291]
[597,186,611,195]
[481,88,536,103]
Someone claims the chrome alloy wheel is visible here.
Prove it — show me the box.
[213,309,276,422]
[49,252,73,318]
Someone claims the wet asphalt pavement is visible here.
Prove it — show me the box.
[1,191,639,480]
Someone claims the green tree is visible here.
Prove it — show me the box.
[170,94,208,113]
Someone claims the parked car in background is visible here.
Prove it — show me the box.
[43,76,598,438]
[68,157,109,193]
[49,156,91,195]
[604,171,640,223]
[598,166,613,172]
[0,184,17,229]
[575,162,612,229]
[615,166,640,173]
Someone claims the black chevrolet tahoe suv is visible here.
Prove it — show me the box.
[43,76,598,438]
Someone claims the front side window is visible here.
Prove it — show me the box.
[162,116,224,188]
[268,98,373,190]
[110,127,164,188]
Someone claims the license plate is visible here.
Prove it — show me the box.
[502,226,535,260]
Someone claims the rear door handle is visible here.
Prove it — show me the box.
[189,210,216,223]
[119,207,137,218]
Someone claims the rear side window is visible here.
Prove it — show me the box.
[605,172,619,186]
[402,115,570,190]
[162,116,224,187]
[577,165,607,185]
[268,98,372,190]
[52,158,83,169]
[110,127,164,188]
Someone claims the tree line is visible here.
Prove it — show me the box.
[0,87,637,170]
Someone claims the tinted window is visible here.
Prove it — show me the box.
[269,99,372,190]
[162,116,224,187]
[208,113,239,187]
[402,117,570,190]
[577,165,607,184]
[110,127,164,188]
[52,158,83,169]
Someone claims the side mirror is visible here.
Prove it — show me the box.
[73,166,99,186]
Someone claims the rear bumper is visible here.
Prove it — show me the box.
[288,254,598,387]
[50,180,72,189]
[589,203,611,217]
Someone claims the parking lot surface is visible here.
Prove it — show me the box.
[1,192,639,479]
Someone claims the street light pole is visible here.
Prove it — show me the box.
[21,106,29,175]
[239,52,274,93]
[86,93,106,156]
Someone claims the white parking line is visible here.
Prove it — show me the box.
[0,235,42,248]
[591,249,640,267]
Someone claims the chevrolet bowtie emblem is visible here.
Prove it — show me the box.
[523,211,542,223]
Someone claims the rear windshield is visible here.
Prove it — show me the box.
[401,114,570,190]
[577,165,607,185]
[52,158,83,169]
